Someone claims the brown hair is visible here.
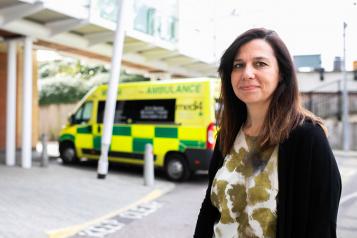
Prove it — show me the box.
[217,28,325,156]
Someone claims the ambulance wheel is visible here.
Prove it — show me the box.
[165,154,191,182]
[59,142,78,164]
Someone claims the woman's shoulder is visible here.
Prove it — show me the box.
[288,119,327,143]
[283,119,335,165]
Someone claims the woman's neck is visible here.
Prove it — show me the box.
[244,103,269,136]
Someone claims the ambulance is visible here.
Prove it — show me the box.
[58,78,220,181]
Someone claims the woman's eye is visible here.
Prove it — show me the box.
[255,61,267,67]
[233,63,243,69]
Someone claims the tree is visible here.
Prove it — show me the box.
[38,59,149,105]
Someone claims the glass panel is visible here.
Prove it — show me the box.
[91,0,178,43]
[97,99,176,124]
[114,101,126,123]
[133,5,149,33]
[124,99,176,123]
[97,101,105,123]
[93,0,118,22]
[133,0,178,42]
[74,107,84,123]
[82,102,93,122]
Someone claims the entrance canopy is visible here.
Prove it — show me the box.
[0,0,218,77]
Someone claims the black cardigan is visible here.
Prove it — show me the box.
[194,121,341,238]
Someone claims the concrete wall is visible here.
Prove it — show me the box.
[297,71,357,92]
[325,118,357,151]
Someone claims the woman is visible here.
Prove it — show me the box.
[194,28,341,238]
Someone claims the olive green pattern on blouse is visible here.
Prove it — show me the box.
[211,132,277,238]
[237,210,258,237]
[245,134,258,150]
[211,179,234,224]
[252,208,277,237]
[244,135,275,174]
[231,148,254,178]
[226,148,246,172]
[228,183,247,214]
[248,171,271,206]
[227,183,256,236]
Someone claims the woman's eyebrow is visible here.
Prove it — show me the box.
[233,56,270,62]
[254,56,270,61]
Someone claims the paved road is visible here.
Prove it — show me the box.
[337,156,357,238]
[33,143,357,237]
[102,174,208,238]
[0,158,174,238]
[88,155,357,238]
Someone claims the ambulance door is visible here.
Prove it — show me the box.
[74,101,95,158]
[95,100,128,159]
[92,100,103,156]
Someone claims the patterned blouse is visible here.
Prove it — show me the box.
[210,129,279,238]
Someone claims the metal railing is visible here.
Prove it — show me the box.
[301,79,357,119]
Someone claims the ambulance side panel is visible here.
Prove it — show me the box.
[59,79,218,175]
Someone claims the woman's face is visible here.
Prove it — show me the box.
[231,39,280,108]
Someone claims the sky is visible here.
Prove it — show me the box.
[212,0,357,71]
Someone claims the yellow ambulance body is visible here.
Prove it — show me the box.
[59,78,220,181]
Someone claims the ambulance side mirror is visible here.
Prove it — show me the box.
[69,114,76,125]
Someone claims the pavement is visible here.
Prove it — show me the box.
[333,150,357,188]
[334,150,357,238]
[0,142,175,238]
[0,143,356,238]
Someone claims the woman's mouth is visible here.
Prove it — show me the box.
[240,85,259,90]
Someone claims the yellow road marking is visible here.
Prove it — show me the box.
[46,186,172,238]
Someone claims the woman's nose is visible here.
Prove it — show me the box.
[243,65,255,80]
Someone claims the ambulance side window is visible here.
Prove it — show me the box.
[97,101,128,123]
[97,99,175,124]
[73,101,93,124]
[97,102,104,123]
[114,101,126,123]
[125,99,175,123]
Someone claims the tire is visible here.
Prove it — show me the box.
[59,142,78,164]
[165,153,191,182]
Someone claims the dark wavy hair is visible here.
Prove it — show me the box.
[217,28,324,156]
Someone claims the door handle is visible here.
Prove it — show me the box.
[98,125,101,133]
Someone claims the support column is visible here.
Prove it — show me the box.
[6,40,17,166]
[97,0,128,178]
[342,22,350,151]
[21,37,33,168]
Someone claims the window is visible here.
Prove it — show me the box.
[97,99,176,124]
[73,101,93,124]
[74,107,84,122]
[82,102,93,121]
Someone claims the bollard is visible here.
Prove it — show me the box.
[40,134,49,167]
[144,143,154,186]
